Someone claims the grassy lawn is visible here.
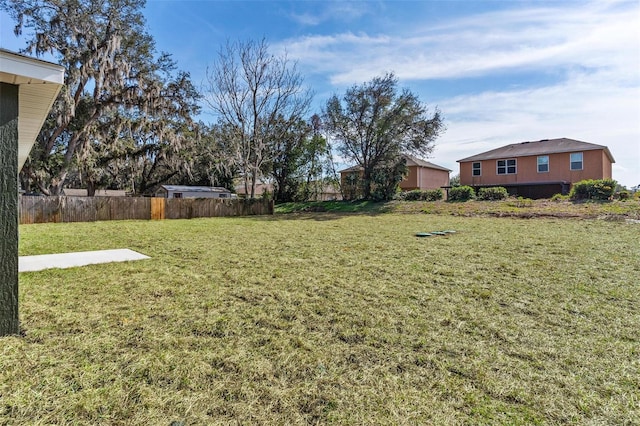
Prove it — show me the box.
[3,213,639,424]
[276,198,640,219]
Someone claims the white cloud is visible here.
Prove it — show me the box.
[282,0,639,84]
[279,0,640,186]
[433,73,640,186]
[289,2,374,27]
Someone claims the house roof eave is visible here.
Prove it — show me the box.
[1,49,65,171]
[457,138,615,163]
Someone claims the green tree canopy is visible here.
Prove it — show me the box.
[324,73,444,200]
[262,114,331,202]
[1,0,200,195]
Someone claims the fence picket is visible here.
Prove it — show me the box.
[19,196,273,224]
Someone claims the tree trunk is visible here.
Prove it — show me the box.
[87,180,96,197]
[361,168,373,200]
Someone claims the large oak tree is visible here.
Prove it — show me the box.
[324,73,444,200]
[1,0,199,195]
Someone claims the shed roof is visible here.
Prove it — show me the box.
[457,138,615,163]
[158,185,231,193]
[63,188,127,197]
[0,49,65,170]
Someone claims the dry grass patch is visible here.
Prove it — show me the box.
[389,199,640,219]
[2,215,639,424]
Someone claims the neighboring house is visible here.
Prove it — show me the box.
[234,182,342,200]
[399,155,452,191]
[310,183,342,201]
[63,188,128,197]
[457,138,615,199]
[234,183,273,198]
[155,185,234,199]
[339,154,451,199]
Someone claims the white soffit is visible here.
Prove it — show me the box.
[0,49,65,170]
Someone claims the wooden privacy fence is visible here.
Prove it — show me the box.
[19,196,274,224]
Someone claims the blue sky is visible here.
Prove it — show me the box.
[2,0,639,187]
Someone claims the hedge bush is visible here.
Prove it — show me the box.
[477,186,508,201]
[399,189,444,201]
[569,179,617,200]
[448,185,475,201]
[422,189,444,201]
[400,190,422,201]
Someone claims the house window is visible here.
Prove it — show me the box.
[219,193,228,198]
[497,159,516,175]
[472,162,481,176]
[570,152,583,170]
[173,192,183,199]
[537,155,549,173]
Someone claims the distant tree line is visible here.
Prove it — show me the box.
[1,0,444,201]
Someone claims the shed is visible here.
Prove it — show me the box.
[1,49,64,335]
[63,188,127,197]
[155,185,234,199]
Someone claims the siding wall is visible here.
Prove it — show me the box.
[400,166,450,190]
[342,166,450,197]
[460,149,611,187]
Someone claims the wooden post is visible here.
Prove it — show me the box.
[0,82,20,336]
[151,197,165,220]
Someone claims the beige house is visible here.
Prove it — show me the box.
[340,155,451,199]
[399,155,452,191]
[235,182,342,200]
[457,138,615,199]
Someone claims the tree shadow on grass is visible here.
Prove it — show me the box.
[277,200,391,212]
[269,200,393,221]
[267,210,387,222]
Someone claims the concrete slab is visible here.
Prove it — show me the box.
[19,249,150,272]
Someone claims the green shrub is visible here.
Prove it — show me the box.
[551,193,569,202]
[616,191,631,201]
[401,190,423,201]
[422,189,444,201]
[569,179,617,200]
[477,186,508,201]
[448,185,475,202]
[398,189,444,201]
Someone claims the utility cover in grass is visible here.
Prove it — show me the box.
[19,249,150,272]
[415,230,457,237]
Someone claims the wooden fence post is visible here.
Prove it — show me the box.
[151,197,165,220]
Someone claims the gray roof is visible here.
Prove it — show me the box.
[457,138,615,163]
[404,155,452,172]
[339,154,451,173]
[158,185,231,193]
